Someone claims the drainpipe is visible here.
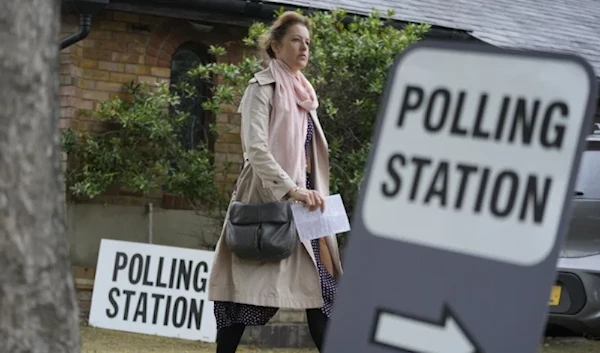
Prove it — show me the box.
[159,0,474,42]
[60,0,110,50]
[60,14,92,50]
[148,0,310,19]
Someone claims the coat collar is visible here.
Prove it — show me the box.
[253,66,276,85]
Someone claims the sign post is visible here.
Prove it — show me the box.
[323,41,598,353]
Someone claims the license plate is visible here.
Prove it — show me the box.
[549,285,562,306]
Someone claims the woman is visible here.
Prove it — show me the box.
[207,11,343,353]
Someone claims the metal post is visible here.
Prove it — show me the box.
[148,202,153,244]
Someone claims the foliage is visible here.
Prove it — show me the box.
[189,8,430,244]
[61,80,227,215]
[60,8,429,247]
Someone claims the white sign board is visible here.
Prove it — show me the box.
[362,45,593,266]
[323,41,597,353]
[89,239,217,342]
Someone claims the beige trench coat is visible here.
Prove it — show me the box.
[207,66,343,309]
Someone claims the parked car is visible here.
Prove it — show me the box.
[547,131,600,338]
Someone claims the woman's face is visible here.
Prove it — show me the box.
[272,24,310,73]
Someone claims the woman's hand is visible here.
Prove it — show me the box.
[289,187,325,212]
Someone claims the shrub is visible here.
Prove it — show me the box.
[190,8,429,245]
[61,8,429,247]
[61,80,227,216]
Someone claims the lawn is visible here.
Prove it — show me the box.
[80,326,314,353]
[80,326,600,353]
[541,337,599,353]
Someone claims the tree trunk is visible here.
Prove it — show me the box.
[0,1,81,353]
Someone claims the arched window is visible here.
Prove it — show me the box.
[169,42,214,151]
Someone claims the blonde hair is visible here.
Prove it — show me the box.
[260,11,311,59]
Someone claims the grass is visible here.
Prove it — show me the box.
[541,337,599,353]
[81,325,600,353]
[80,326,316,353]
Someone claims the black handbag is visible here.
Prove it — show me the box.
[225,200,298,261]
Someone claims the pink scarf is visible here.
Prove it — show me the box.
[268,59,319,189]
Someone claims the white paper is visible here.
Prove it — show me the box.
[291,194,351,242]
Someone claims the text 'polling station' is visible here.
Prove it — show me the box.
[105,252,210,330]
[381,85,570,224]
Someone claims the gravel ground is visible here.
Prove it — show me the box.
[80,326,600,353]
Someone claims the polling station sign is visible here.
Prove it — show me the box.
[323,41,597,353]
[88,239,217,342]
[362,47,595,267]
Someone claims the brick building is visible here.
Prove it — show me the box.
[59,1,334,348]
[59,0,600,210]
[59,5,250,208]
[60,0,600,348]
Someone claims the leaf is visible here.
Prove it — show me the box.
[60,8,429,237]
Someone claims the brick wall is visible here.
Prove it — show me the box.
[61,8,310,332]
[59,9,248,207]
